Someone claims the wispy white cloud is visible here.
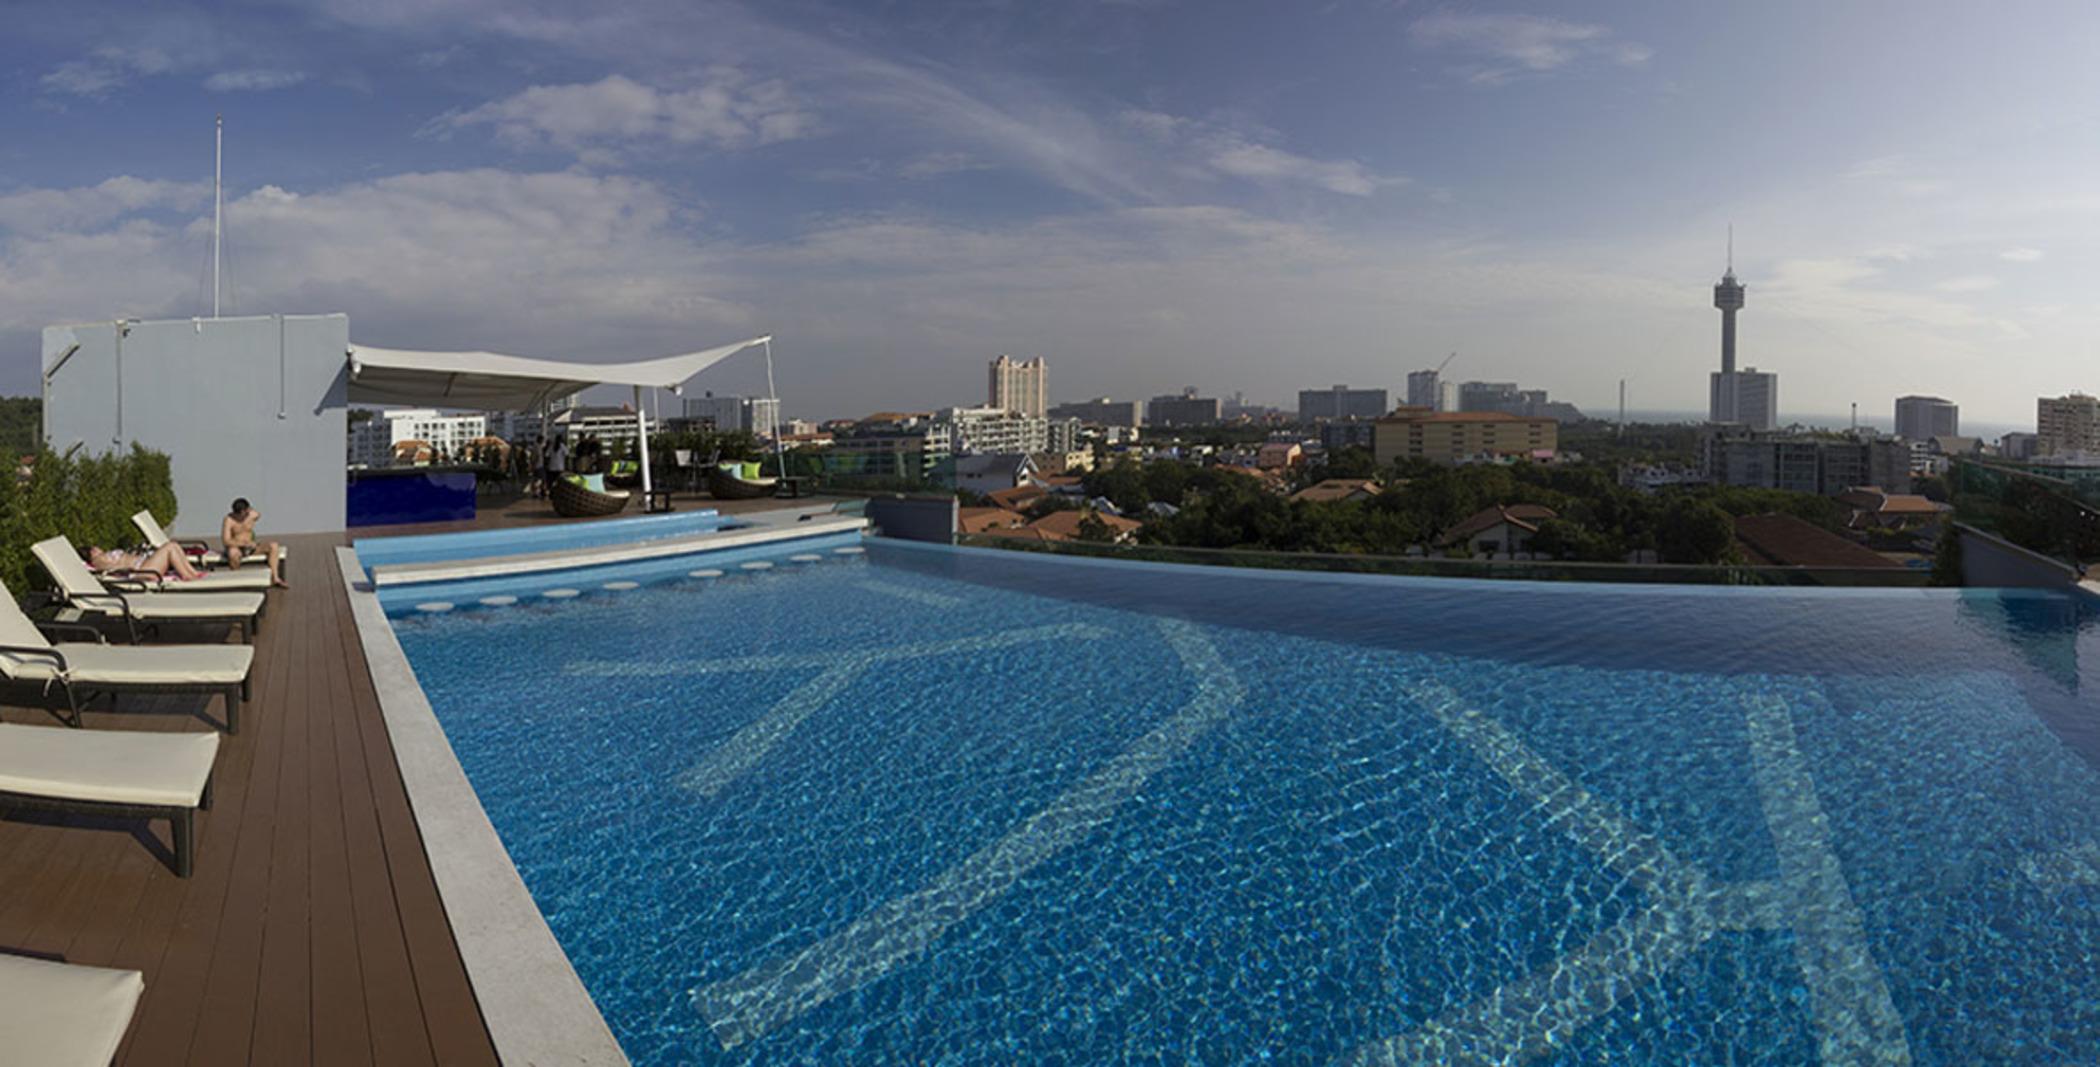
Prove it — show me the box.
[204,69,308,92]
[0,176,209,234]
[1409,13,1650,85]
[39,45,178,96]
[1117,109,1403,197]
[1934,274,2000,293]
[439,72,817,156]
[1999,246,2045,262]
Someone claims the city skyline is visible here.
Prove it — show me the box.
[4,2,2096,423]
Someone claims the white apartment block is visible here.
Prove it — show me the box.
[347,408,487,467]
[945,405,1052,456]
[683,394,782,436]
[988,355,1048,418]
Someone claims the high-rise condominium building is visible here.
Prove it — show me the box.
[1298,385,1388,422]
[2037,393,2100,456]
[1405,370,1442,411]
[1894,395,1959,441]
[1709,367,1779,431]
[988,355,1047,418]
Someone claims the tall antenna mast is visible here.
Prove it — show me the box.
[212,114,223,318]
[1726,223,1734,275]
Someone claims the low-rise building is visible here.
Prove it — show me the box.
[1373,407,1557,466]
[1298,385,1388,422]
[1701,428,1912,495]
[1048,398,1142,428]
[1732,513,1902,575]
[1290,478,1381,504]
[1319,418,1378,450]
[1439,504,1558,558]
[1147,389,1223,427]
[1255,442,1304,469]
[1834,488,1951,529]
[953,453,1038,495]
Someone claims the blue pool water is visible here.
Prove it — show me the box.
[353,508,734,571]
[387,541,2100,1065]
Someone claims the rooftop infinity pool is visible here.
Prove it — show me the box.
[384,539,2100,1065]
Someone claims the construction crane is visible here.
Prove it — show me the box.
[1434,351,1458,375]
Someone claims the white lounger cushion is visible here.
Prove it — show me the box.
[0,722,217,807]
[0,952,145,1067]
[85,591,264,622]
[130,511,288,569]
[31,536,270,597]
[145,569,272,593]
[3,643,253,688]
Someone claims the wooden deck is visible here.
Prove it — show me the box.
[0,531,499,1066]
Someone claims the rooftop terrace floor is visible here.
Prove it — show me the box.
[0,491,835,1064]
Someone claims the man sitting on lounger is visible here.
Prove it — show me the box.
[222,497,288,587]
[86,541,206,580]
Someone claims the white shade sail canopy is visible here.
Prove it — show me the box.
[345,335,770,410]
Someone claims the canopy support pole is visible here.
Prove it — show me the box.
[635,385,653,496]
[763,338,785,477]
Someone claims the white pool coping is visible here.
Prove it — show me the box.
[369,512,867,587]
[336,546,630,1066]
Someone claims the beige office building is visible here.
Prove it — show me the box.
[1373,407,1557,465]
[2037,393,2100,456]
[988,355,1048,418]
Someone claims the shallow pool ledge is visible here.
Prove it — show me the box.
[370,511,867,587]
[336,546,631,1066]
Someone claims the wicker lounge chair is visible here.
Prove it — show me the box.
[0,951,147,1059]
[132,509,290,576]
[0,722,218,877]
[708,462,778,500]
[31,537,265,643]
[0,580,254,733]
[550,474,631,517]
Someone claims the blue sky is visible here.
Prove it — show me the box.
[3,0,2095,426]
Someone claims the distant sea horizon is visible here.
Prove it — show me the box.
[1615,409,2030,442]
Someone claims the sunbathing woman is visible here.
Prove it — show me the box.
[85,542,205,581]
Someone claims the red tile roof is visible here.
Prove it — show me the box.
[1733,513,1900,569]
[957,506,1027,533]
[1440,503,1557,544]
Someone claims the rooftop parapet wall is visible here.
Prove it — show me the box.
[43,314,350,536]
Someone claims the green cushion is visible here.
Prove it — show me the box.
[741,462,761,480]
[563,474,587,487]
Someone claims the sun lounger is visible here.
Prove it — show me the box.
[33,535,272,597]
[131,510,289,575]
[0,721,217,878]
[0,580,254,732]
[0,951,146,1062]
[29,538,264,644]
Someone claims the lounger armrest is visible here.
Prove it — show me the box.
[15,590,65,613]
[68,591,138,621]
[0,644,69,672]
[100,568,166,589]
[33,621,105,644]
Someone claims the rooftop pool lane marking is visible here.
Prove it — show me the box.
[671,624,1116,796]
[788,554,823,563]
[564,622,1110,678]
[687,569,724,579]
[832,546,865,555]
[542,588,580,599]
[692,617,1244,1050]
[602,581,639,591]
[478,595,518,607]
[739,561,773,571]
[1347,676,1793,1067]
[1348,889,1717,1067]
[853,579,965,608]
[1742,689,1914,1067]
[415,602,455,613]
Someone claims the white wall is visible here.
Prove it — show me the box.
[43,314,350,535]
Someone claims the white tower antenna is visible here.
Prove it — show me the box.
[212,114,223,318]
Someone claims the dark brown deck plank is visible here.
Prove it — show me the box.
[0,531,500,1065]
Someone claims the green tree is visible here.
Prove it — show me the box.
[1656,499,1738,564]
